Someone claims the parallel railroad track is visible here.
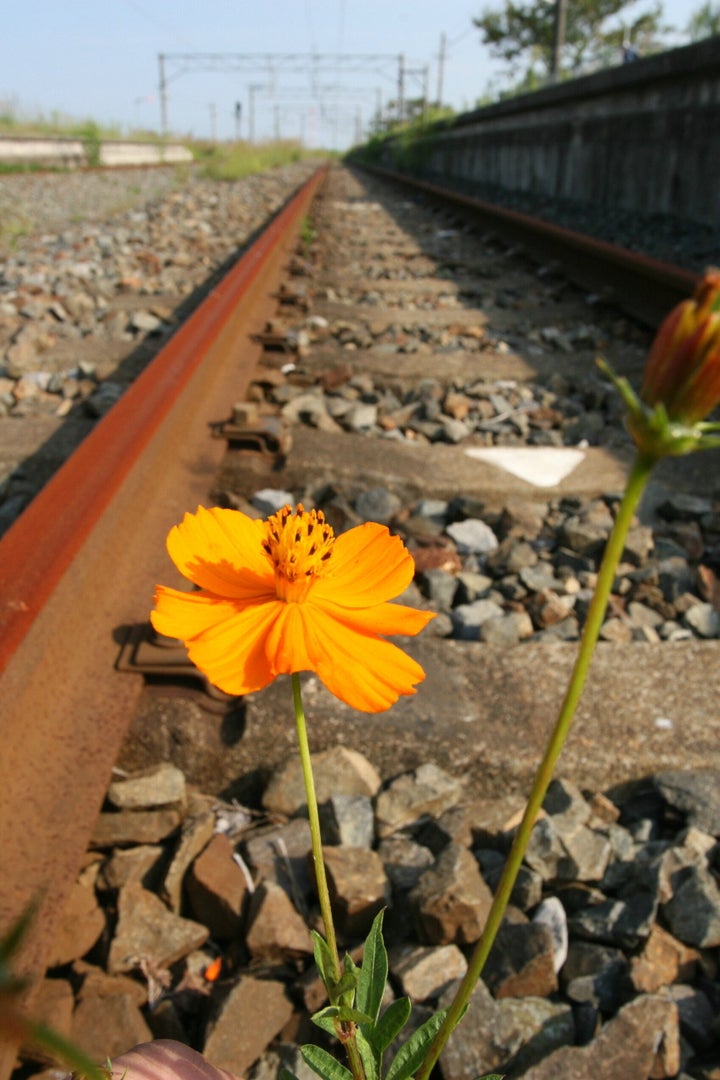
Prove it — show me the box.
[0,162,712,1075]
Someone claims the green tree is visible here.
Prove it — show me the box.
[687,1,720,39]
[473,0,666,80]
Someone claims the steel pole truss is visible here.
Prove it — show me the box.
[157,51,405,134]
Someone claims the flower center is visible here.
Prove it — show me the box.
[262,504,334,601]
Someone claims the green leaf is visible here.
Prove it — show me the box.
[356,909,388,1025]
[355,1026,380,1080]
[278,1069,300,1080]
[300,1045,353,1080]
[311,931,336,990]
[333,969,360,1003]
[368,996,412,1053]
[384,1009,450,1080]
[474,1074,505,1079]
[311,1003,373,1037]
[310,1006,341,1036]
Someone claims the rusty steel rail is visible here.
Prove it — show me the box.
[362,165,699,328]
[0,164,327,1077]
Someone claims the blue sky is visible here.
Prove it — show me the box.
[0,0,702,149]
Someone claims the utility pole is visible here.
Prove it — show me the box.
[397,54,405,123]
[274,104,280,140]
[422,64,429,122]
[248,83,263,142]
[158,53,167,136]
[551,0,568,80]
[234,101,242,139]
[209,103,216,141]
[437,32,446,106]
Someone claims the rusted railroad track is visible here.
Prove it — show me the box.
[362,164,699,328]
[0,164,326,1075]
[1,160,718,1074]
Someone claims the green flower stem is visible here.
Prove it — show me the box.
[416,451,656,1080]
[292,673,342,984]
[292,674,367,1080]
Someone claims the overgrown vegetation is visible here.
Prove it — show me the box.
[191,139,328,180]
[0,102,330,179]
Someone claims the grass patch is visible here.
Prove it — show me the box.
[191,139,327,181]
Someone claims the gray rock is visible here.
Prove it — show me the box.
[185,833,248,940]
[354,486,402,523]
[377,835,435,892]
[245,880,313,960]
[543,777,592,832]
[483,921,558,999]
[516,993,678,1080]
[108,882,208,974]
[454,570,493,602]
[421,568,458,608]
[129,310,163,333]
[390,943,468,1001]
[375,763,464,839]
[91,808,182,848]
[520,564,563,592]
[323,845,390,936]
[410,843,493,945]
[683,601,720,638]
[665,984,716,1051]
[446,518,498,554]
[440,979,574,1079]
[251,488,295,514]
[567,892,657,948]
[320,794,375,848]
[451,598,505,640]
[84,380,124,417]
[342,401,378,432]
[106,763,186,810]
[203,975,294,1075]
[161,796,216,911]
[532,896,568,972]
[480,610,535,645]
[243,817,314,902]
[561,940,628,1012]
[654,769,720,835]
[662,865,720,947]
[263,746,381,817]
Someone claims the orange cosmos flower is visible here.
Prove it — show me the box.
[151,504,434,713]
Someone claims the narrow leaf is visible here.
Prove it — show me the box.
[385,1009,450,1080]
[310,1006,340,1036]
[355,1026,380,1080]
[311,931,336,989]
[333,970,359,1001]
[278,1069,300,1080]
[475,1074,505,1079]
[368,996,412,1053]
[300,1045,353,1080]
[356,909,388,1025]
[337,1006,374,1026]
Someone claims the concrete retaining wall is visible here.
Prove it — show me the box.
[381,36,720,228]
[0,136,193,168]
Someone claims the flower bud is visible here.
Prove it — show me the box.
[641,269,720,424]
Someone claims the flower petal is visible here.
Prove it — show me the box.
[264,603,315,676]
[151,586,282,695]
[292,603,428,712]
[167,506,274,598]
[313,597,435,637]
[315,523,416,607]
